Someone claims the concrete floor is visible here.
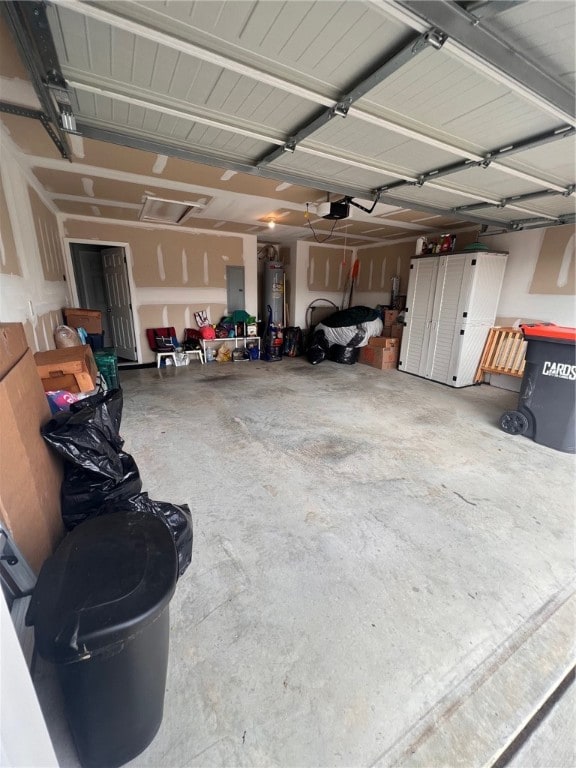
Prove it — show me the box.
[35,358,575,767]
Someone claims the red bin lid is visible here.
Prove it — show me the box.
[521,323,576,342]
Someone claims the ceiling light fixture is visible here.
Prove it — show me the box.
[268,219,276,229]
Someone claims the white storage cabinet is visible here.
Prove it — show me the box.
[399,251,507,387]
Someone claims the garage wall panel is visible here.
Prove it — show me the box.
[29,187,65,282]
[308,246,351,292]
[0,171,21,276]
[481,228,576,327]
[529,224,575,296]
[62,220,244,288]
[138,302,227,363]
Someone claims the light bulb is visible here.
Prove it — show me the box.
[268,220,276,229]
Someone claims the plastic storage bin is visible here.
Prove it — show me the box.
[94,346,120,389]
[499,324,576,453]
[86,332,105,351]
[26,510,178,768]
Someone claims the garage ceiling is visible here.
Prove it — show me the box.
[1,0,575,244]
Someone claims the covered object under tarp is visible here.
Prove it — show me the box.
[308,306,383,365]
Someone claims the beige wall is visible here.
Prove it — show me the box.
[355,242,413,300]
[481,226,576,327]
[291,241,352,328]
[529,225,575,296]
[29,186,66,282]
[22,310,64,352]
[0,140,69,351]
[63,220,245,288]
[307,245,353,292]
[0,171,20,276]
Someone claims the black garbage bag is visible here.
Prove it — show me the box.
[42,400,124,481]
[70,388,123,433]
[307,329,329,365]
[42,388,193,577]
[109,493,193,577]
[61,452,142,530]
[328,344,360,365]
[327,329,364,364]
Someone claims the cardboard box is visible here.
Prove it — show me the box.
[383,309,399,327]
[359,344,399,369]
[368,336,399,350]
[0,325,64,573]
[390,323,404,339]
[34,345,99,393]
[64,307,102,334]
[0,323,28,379]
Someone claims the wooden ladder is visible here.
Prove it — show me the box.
[475,327,527,383]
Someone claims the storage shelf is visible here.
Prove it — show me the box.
[200,336,260,361]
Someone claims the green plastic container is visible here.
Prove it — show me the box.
[94,347,120,389]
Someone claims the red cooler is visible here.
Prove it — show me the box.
[499,324,576,453]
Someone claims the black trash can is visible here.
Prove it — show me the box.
[27,510,178,768]
[499,324,576,453]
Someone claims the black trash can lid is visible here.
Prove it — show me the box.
[27,510,178,663]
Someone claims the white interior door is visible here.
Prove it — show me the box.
[101,247,137,361]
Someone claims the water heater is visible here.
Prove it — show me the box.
[263,262,284,326]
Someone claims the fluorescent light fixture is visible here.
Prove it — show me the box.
[139,196,205,224]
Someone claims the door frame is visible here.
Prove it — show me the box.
[63,238,143,363]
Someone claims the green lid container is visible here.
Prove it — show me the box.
[94,347,120,389]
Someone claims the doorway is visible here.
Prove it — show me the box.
[70,243,138,362]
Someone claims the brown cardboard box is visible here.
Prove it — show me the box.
[64,307,102,334]
[0,323,28,379]
[390,323,404,339]
[359,344,399,369]
[383,310,399,326]
[0,325,64,573]
[368,336,399,350]
[34,345,99,393]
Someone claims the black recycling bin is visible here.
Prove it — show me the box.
[500,324,576,453]
[27,510,178,768]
